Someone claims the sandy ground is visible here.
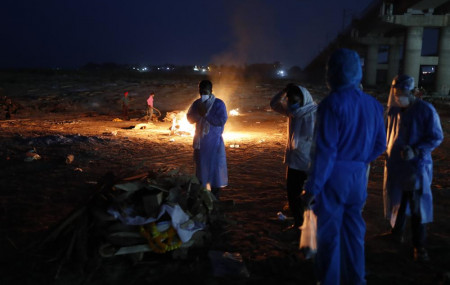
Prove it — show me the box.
[0,70,449,284]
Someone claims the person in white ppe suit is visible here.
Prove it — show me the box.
[384,74,444,262]
[270,83,317,237]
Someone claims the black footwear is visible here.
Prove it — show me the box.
[414,247,430,262]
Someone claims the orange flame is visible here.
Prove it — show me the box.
[170,111,195,136]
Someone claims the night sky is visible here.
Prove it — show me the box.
[2,0,375,69]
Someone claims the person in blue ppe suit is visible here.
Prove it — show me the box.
[303,48,386,284]
[383,74,443,262]
[270,83,317,236]
[187,80,228,199]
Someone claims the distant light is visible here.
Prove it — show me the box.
[166,67,170,70]
[193,65,199,71]
[277,70,286,77]
[202,68,207,72]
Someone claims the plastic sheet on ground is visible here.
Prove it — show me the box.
[108,204,204,243]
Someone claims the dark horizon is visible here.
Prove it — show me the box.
[2,0,374,70]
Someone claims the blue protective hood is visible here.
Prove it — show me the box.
[326,48,362,91]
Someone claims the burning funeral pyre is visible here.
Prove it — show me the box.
[167,111,194,136]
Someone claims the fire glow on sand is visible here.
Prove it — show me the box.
[167,110,265,146]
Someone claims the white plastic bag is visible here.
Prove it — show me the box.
[299,209,317,259]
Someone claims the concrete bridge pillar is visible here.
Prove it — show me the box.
[365,44,378,86]
[404,26,424,87]
[436,26,450,96]
[387,44,402,84]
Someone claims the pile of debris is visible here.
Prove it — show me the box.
[97,169,215,257]
[36,168,219,279]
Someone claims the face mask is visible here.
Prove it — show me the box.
[201,95,210,102]
[395,96,410,107]
[288,102,300,112]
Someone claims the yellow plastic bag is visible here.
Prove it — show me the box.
[299,209,317,259]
